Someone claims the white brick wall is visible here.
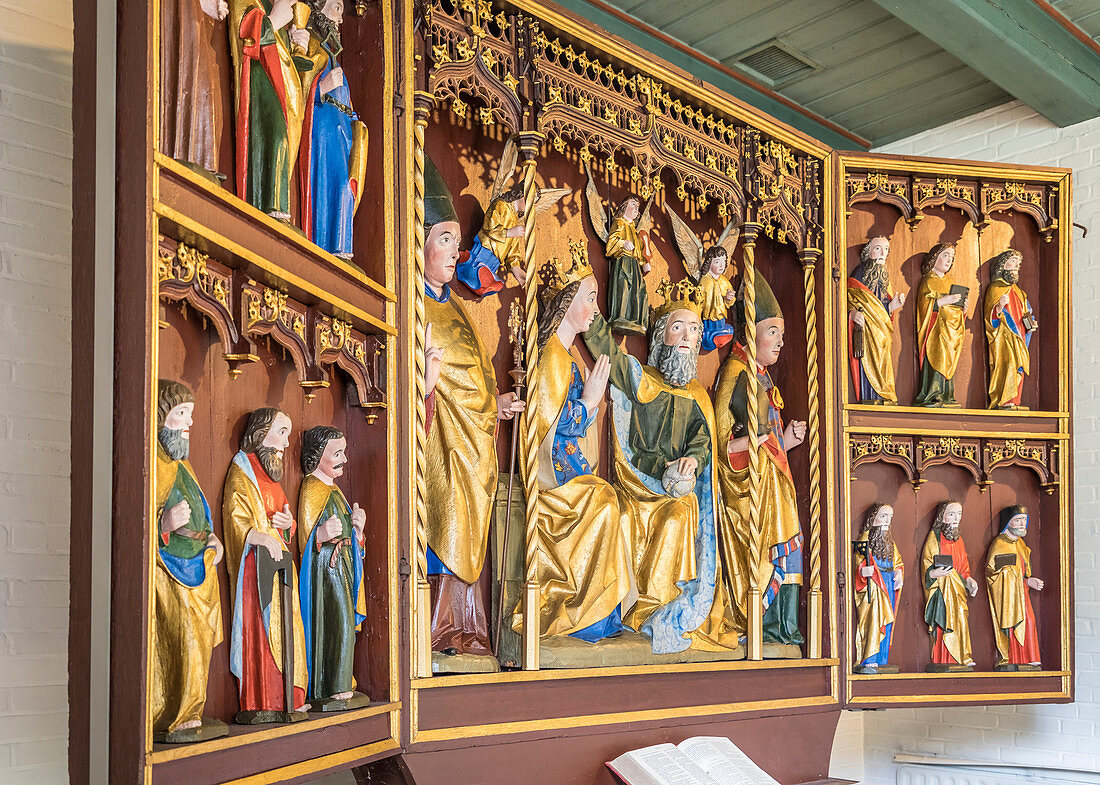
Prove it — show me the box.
[0,2,74,784]
[829,100,1100,785]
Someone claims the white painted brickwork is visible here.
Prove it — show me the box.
[0,2,74,784]
[830,100,1100,784]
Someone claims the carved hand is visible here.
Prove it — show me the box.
[623,240,635,252]
[425,323,444,396]
[506,225,526,238]
[929,566,952,580]
[351,502,366,535]
[1026,576,1045,590]
[642,262,651,274]
[860,565,874,578]
[271,503,294,531]
[206,533,225,566]
[849,309,866,327]
[319,66,344,95]
[938,293,963,307]
[889,292,906,313]
[199,0,229,20]
[667,456,698,478]
[322,514,343,541]
[580,354,611,414]
[289,27,310,52]
[496,392,525,421]
[965,576,979,597]
[248,530,285,561]
[162,500,191,534]
[510,265,527,287]
[783,420,807,449]
[724,289,737,304]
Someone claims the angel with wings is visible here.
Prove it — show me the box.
[583,162,655,336]
[667,206,740,352]
[455,137,570,297]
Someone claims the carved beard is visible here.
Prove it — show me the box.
[859,259,890,300]
[255,445,285,482]
[1000,269,1019,285]
[310,12,342,57]
[941,522,961,542]
[158,427,189,461]
[869,524,894,563]
[650,342,699,387]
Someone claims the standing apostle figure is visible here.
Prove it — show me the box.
[421,157,523,656]
[852,503,903,673]
[986,506,1043,670]
[223,408,309,721]
[713,270,806,647]
[152,380,227,742]
[921,500,977,671]
[914,243,966,407]
[848,235,905,404]
[298,426,369,709]
[984,249,1036,409]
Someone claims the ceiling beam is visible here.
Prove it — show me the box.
[869,0,1100,127]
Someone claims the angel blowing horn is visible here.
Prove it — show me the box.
[666,205,740,352]
[455,136,571,297]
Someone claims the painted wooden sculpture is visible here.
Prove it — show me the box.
[852,503,903,674]
[984,249,1037,410]
[914,243,967,407]
[848,235,906,404]
[985,505,1043,671]
[920,500,978,672]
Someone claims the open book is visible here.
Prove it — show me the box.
[607,736,780,785]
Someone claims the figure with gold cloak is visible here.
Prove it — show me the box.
[921,500,978,672]
[986,505,1043,671]
[583,278,741,654]
[152,380,227,743]
[523,243,633,641]
[915,243,967,407]
[848,235,905,404]
[421,156,523,656]
[297,426,369,709]
[852,503,904,674]
[228,0,309,219]
[714,270,806,648]
[223,407,310,722]
[984,249,1036,409]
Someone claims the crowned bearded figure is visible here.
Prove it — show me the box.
[713,270,806,647]
[848,235,905,404]
[583,278,740,654]
[297,0,368,259]
[421,156,523,656]
[522,243,633,641]
[297,426,369,709]
[223,407,310,722]
[921,500,978,672]
[852,503,904,673]
[984,249,1036,409]
[985,506,1043,670]
[152,380,227,743]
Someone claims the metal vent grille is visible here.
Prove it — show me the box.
[735,41,817,84]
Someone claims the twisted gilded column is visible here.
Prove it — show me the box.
[740,223,764,661]
[411,92,434,678]
[799,248,823,660]
[517,131,545,670]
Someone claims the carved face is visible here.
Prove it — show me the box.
[424,221,462,292]
[873,505,894,530]
[263,411,293,456]
[708,250,728,277]
[932,246,955,275]
[622,198,640,222]
[663,308,703,354]
[1004,254,1022,275]
[1007,513,1028,538]
[164,401,194,437]
[943,502,963,529]
[867,237,890,263]
[755,317,785,368]
[317,436,348,481]
[321,0,344,23]
[562,276,599,335]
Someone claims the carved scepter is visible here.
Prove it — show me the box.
[495,300,526,651]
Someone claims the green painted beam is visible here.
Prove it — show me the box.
[870,0,1100,127]
[548,0,869,150]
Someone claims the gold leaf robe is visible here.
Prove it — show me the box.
[847,275,897,403]
[477,198,523,271]
[699,274,733,322]
[852,532,904,667]
[984,279,1032,408]
[986,533,1041,666]
[916,272,966,381]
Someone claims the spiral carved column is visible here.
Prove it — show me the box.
[800,248,823,660]
[740,222,764,661]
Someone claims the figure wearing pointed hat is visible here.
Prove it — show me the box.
[421,155,523,656]
[714,269,807,647]
[985,505,1043,670]
[518,242,633,641]
[582,278,741,654]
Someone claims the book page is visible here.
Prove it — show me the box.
[608,743,719,785]
[677,737,779,785]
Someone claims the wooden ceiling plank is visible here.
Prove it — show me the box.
[815,61,994,123]
[854,81,1012,141]
[689,0,851,57]
[870,0,1100,126]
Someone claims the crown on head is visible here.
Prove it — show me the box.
[539,241,594,300]
[651,276,704,323]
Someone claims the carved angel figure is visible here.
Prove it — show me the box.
[456,136,570,297]
[666,206,740,352]
[583,161,655,335]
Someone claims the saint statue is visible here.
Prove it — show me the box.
[665,205,740,353]
[152,380,227,743]
[914,243,966,407]
[160,0,229,176]
[422,156,523,656]
[985,505,1043,671]
[228,0,309,219]
[297,426,370,709]
[852,503,904,674]
[713,269,806,647]
[522,243,633,641]
[222,407,309,722]
[848,235,905,404]
[298,0,369,259]
[920,500,978,672]
[583,278,741,654]
[984,249,1036,409]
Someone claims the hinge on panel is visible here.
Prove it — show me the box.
[398,556,412,584]
[836,569,846,590]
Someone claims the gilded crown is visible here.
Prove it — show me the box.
[651,277,704,323]
[539,241,594,300]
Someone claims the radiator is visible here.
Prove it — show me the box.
[895,755,1100,785]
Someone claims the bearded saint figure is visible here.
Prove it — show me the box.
[921,500,978,672]
[582,278,741,655]
[152,380,227,743]
[848,235,905,404]
[984,249,1036,409]
[852,503,904,673]
[985,505,1043,670]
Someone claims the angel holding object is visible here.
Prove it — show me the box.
[455,137,570,297]
[666,205,741,352]
[583,162,655,335]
